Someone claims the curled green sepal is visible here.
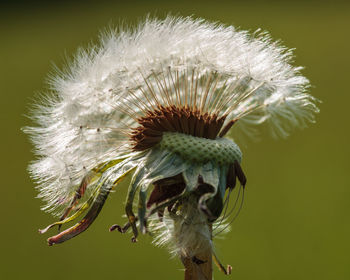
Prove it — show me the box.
[38,194,94,234]
[47,187,109,246]
[39,157,138,245]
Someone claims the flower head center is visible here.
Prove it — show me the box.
[130,105,230,151]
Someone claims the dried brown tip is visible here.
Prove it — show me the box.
[234,160,247,187]
[226,163,237,189]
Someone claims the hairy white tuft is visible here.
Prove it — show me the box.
[151,196,212,258]
[24,15,318,216]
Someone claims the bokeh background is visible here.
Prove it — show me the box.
[1,0,349,279]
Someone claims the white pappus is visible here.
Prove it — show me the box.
[24,15,319,274]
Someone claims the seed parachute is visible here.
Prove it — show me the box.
[24,16,318,276]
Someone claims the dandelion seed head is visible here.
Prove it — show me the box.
[24,15,318,265]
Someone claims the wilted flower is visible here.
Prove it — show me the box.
[25,16,318,276]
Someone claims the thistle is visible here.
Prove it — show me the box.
[24,16,318,279]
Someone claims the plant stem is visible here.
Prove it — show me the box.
[182,225,213,280]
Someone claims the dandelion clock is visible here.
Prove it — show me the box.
[24,16,319,279]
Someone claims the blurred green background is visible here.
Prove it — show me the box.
[1,0,349,279]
